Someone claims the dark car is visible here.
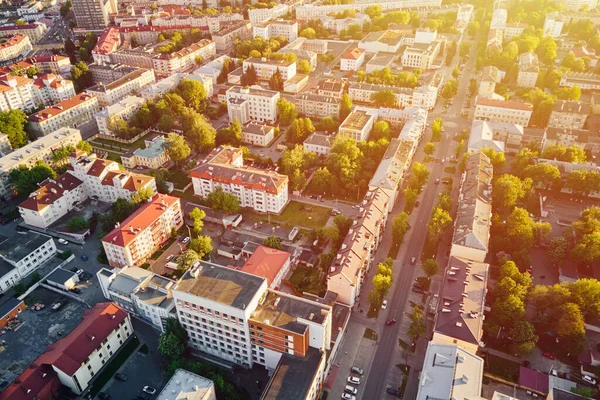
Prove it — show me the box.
[81,254,88,261]
[71,288,82,294]
[115,373,128,381]
[387,388,401,397]
[385,318,397,326]
[70,267,78,273]
[415,201,420,207]
[98,392,111,400]
[412,286,425,294]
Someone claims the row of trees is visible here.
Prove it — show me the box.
[357,68,421,88]
[403,162,429,212]
[0,109,28,149]
[234,36,288,59]
[279,145,317,191]
[156,29,207,54]
[421,189,453,269]
[368,258,394,313]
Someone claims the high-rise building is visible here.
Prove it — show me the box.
[72,0,117,30]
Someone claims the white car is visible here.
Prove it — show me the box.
[347,376,361,385]
[181,237,190,244]
[381,300,388,309]
[583,375,597,385]
[341,394,356,400]
[143,386,157,395]
[58,238,68,245]
[75,269,84,276]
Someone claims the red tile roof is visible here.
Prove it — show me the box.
[239,245,291,286]
[342,48,365,61]
[32,73,70,89]
[28,93,96,123]
[19,173,83,211]
[476,97,533,111]
[0,74,32,93]
[102,193,180,247]
[0,24,41,32]
[0,34,28,51]
[93,27,120,55]
[0,303,127,400]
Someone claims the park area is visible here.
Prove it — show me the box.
[243,201,331,229]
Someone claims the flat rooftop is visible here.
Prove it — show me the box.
[340,109,373,131]
[176,262,265,309]
[0,232,52,262]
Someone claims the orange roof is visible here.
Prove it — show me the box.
[29,93,96,123]
[102,194,180,247]
[239,245,291,286]
[0,34,28,51]
[342,48,365,61]
[87,158,112,177]
[94,27,120,55]
[32,73,70,89]
[19,173,83,211]
[0,74,32,92]
[476,97,533,111]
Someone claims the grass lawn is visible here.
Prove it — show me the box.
[289,266,325,296]
[88,336,140,397]
[94,134,151,151]
[304,179,364,203]
[486,353,520,382]
[443,166,456,174]
[168,167,192,190]
[173,187,200,203]
[243,201,331,229]
[364,328,379,341]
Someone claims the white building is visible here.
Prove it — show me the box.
[0,127,82,199]
[86,68,155,107]
[92,27,121,63]
[151,39,216,76]
[295,0,442,20]
[28,93,100,136]
[338,109,375,142]
[19,152,156,229]
[32,74,76,107]
[0,231,56,293]
[0,34,32,63]
[95,95,145,136]
[157,369,216,400]
[0,73,35,112]
[504,22,528,40]
[140,72,213,100]
[320,13,370,34]
[212,21,252,53]
[402,33,443,70]
[543,11,564,38]
[0,22,46,43]
[517,52,540,88]
[253,19,298,42]
[560,72,600,90]
[456,4,474,23]
[120,134,170,169]
[349,82,437,109]
[248,4,289,25]
[468,120,524,153]
[243,57,297,81]
[97,266,176,332]
[479,66,501,95]
[241,122,275,147]
[560,0,598,11]
[191,146,289,214]
[295,93,340,119]
[0,134,11,156]
[303,133,334,156]
[226,85,280,125]
[474,97,533,126]
[490,7,507,30]
[340,48,365,71]
[548,100,590,130]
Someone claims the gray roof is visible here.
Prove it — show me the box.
[262,347,324,400]
[109,273,146,296]
[552,100,591,115]
[0,232,53,263]
[175,262,265,309]
[303,133,333,148]
[366,51,396,67]
[369,138,414,191]
[468,120,524,153]
[550,388,585,400]
[46,268,77,284]
[0,259,15,279]
[0,297,23,318]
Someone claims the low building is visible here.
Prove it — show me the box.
[0,134,10,156]
[303,133,334,156]
[102,194,183,269]
[416,343,484,399]
[97,267,176,332]
[517,52,540,88]
[157,369,216,400]
[474,97,533,126]
[560,72,600,90]
[248,3,289,25]
[226,85,280,125]
[572,46,598,68]
[95,95,145,137]
[0,127,81,199]
[140,72,213,100]
[358,30,404,54]
[479,66,500,95]
[365,51,396,74]
[0,231,56,294]
[548,100,590,130]
[152,39,216,76]
[46,267,79,291]
[239,245,291,289]
[295,93,340,120]
[0,22,46,43]
[401,40,442,70]
[28,93,100,137]
[317,78,346,98]
[504,22,528,40]
[340,48,365,71]
[243,57,297,81]
[88,63,141,85]
[241,122,275,147]
[338,109,374,142]
[120,134,169,169]
[349,82,436,109]
[0,34,32,63]
[283,74,308,94]
[0,302,133,397]
[86,68,155,107]
[253,19,298,42]
[0,298,25,329]
[468,120,524,153]
[321,13,370,34]
[191,146,289,214]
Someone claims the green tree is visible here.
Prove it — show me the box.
[297,60,313,74]
[421,258,439,277]
[372,273,392,294]
[441,79,458,99]
[481,147,506,167]
[311,167,334,195]
[522,163,560,188]
[370,90,396,107]
[508,320,538,356]
[468,78,478,96]
[177,250,199,271]
[299,27,316,39]
[189,207,206,236]
[547,236,568,266]
[318,116,338,132]
[76,140,92,153]
[9,162,57,196]
[410,162,429,189]
[391,212,409,245]
[159,332,186,359]
[370,121,390,141]
[176,78,208,112]
[70,61,93,92]
[268,68,284,91]
[403,188,418,212]
[459,42,471,57]
[493,174,531,209]
[493,294,525,326]
[66,216,89,231]
[277,98,297,126]
[427,207,452,243]
[263,236,283,250]
[407,306,425,340]
[424,142,436,156]
[190,236,212,260]
[206,187,240,213]
[217,120,242,146]
[368,288,383,309]
[0,109,28,149]
[555,302,586,339]
[339,93,353,121]
[163,133,190,167]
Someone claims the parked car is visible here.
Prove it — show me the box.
[75,269,84,276]
[58,238,68,245]
[347,376,360,385]
[114,373,128,381]
[344,385,358,394]
[98,392,111,400]
[387,388,401,398]
[543,352,556,360]
[385,318,397,326]
[583,375,597,385]
[166,255,174,262]
[143,386,157,395]
[341,394,356,400]
[381,300,388,309]
[435,178,440,184]
[412,286,425,294]
[181,237,190,244]
[350,366,363,375]
[71,288,81,294]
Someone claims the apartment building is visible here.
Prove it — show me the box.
[102,194,183,269]
[0,303,133,399]
[226,85,280,125]
[474,97,533,126]
[416,343,484,399]
[517,52,540,88]
[317,78,346,98]
[327,188,389,306]
[0,298,24,330]
[0,73,35,112]
[543,11,564,38]
[19,152,156,228]
[560,0,598,11]
[486,28,503,51]
[72,0,117,30]
[479,66,500,95]
[157,369,216,400]
[243,57,296,81]
[0,23,46,43]
[248,3,289,24]
[365,51,395,74]
[340,48,365,71]
[152,39,216,76]
[296,0,442,20]
[504,22,528,40]
[88,63,141,85]
[32,74,76,106]
[295,93,340,120]
[86,68,155,107]
[97,266,176,331]
[0,134,11,156]
[401,40,442,70]
[548,100,590,129]
[0,127,81,199]
[191,146,289,213]
[149,13,244,35]
[560,72,600,90]
[241,122,275,147]
[28,93,100,136]
[338,109,375,142]
[212,21,252,53]
[254,19,298,42]
[451,151,493,262]
[95,95,145,136]
[0,231,56,293]
[468,120,524,153]
[28,55,72,75]
[0,34,32,63]
[456,3,474,23]
[303,133,333,156]
[92,27,121,63]
[490,7,507,30]
[120,134,169,169]
[321,13,371,34]
[349,82,421,109]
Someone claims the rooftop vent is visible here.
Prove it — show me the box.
[308,313,314,320]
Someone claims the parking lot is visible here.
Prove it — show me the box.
[0,288,88,387]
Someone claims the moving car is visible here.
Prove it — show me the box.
[435,178,440,184]
[410,257,417,265]
[385,318,397,326]
[350,366,363,375]
[347,376,360,385]
[381,300,388,309]
[58,238,68,245]
[80,254,88,261]
[387,388,401,397]
[143,386,157,395]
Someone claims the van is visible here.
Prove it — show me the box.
[344,386,357,395]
